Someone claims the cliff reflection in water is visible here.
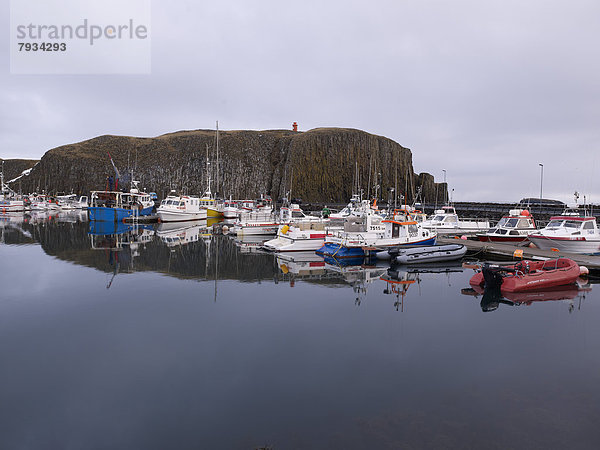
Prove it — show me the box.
[2,214,281,283]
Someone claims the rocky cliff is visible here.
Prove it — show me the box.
[9,128,444,203]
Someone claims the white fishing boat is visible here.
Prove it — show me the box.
[222,198,240,219]
[476,208,537,242]
[527,211,600,254]
[317,207,437,259]
[421,206,490,234]
[29,193,61,211]
[232,209,279,235]
[57,194,89,209]
[263,219,338,252]
[233,203,312,236]
[377,243,467,264]
[1,168,27,213]
[157,192,208,222]
[329,194,362,219]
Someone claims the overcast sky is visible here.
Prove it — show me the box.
[2,0,599,204]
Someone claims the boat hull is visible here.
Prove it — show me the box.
[157,209,207,222]
[0,200,26,212]
[477,234,530,243]
[88,206,153,222]
[263,235,326,252]
[527,235,600,254]
[206,207,223,218]
[393,244,467,264]
[233,223,279,235]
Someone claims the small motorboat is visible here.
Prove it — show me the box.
[476,208,537,242]
[421,205,490,235]
[377,243,467,264]
[527,211,600,254]
[469,258,581,293]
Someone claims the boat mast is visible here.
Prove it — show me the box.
[205,143,212,197]
[215,120,219,199]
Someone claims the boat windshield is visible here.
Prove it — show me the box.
[431,215,445,222]
[546,220,563,228]
[518,219,532,227]
[565,220,582,229]
[497,217,518,228]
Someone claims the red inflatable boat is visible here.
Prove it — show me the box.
[469,258,581,293]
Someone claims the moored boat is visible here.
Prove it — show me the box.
[263,219,337,252]
[317,207,436,259]
[477,208,536,242]
[88,183,154,222]
[421,206,490,234]
[527,212,600,254]
[378,243,467,264]
[0,165,27,212]
[157,192,208,222]
[469,258,581,293]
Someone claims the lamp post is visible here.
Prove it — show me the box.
[539,164,544,201]
[442,169,447,204]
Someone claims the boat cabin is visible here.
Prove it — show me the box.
[544,216,598,235]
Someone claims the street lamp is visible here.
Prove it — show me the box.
[539,164,544,201]
[442,169,447,204]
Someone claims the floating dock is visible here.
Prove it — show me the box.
[438,237,600,273]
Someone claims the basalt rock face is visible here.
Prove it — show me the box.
[12,128,444,203]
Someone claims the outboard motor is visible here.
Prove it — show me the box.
[481,263,505,291]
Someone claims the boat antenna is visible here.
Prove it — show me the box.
[215,120,219,198]
[289,166,293,203]
[394,156,398,209]
[367,156,372,200]
[205,143,211,197]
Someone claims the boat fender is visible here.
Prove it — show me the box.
[579,265,589,277]
[281,225,290,234]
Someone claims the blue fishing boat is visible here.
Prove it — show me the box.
[88,185,154,222]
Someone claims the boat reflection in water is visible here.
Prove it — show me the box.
[233,234,269,254]
[381,263,465,311]
[56,208,88,223]
[0,212,32,241]
[276,251,331,287]
[461,281,592,313]
[88,221,155,288]
[156,220,207,248]
[323,255,387,305]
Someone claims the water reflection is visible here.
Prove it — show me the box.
[381,263,465,311]
[3,213,596,315]
[2,214,600,449]
[156,220,207,248]
[462,282,592,313]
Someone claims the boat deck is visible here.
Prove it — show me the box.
[438,237,600,273]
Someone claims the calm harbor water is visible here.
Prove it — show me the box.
[1,211,600,449]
